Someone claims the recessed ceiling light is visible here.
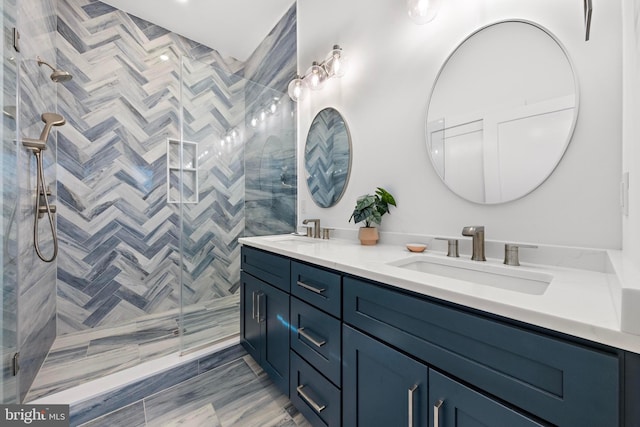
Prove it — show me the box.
[159,54,169,61]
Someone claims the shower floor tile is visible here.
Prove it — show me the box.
[26,294,240,402]
[78,353,311,427]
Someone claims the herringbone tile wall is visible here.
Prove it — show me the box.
[54,0,296,335]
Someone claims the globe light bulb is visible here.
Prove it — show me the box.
[305,61,328,91]
[287,76,307,102]
[325,45,348,78]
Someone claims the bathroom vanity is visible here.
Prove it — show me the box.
[239,235,640,427]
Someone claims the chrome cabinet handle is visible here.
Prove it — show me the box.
[256,292,264,323]
[408,384,418,427]
[298,327,326,348]
[297,385,326,413]
[296,280,325,295]
[251,291,257,320]
[434,399,444,427]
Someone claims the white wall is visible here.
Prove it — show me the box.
[297,0,622,249]
[623,0,640,263]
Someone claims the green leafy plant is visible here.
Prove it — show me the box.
[349,187,397,227]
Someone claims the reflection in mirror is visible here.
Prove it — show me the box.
[305,108,352,208]
[426,21,579,204]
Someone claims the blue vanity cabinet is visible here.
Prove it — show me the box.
[343,325,429,427]
[291,261,342,317]
[240,272,262,362]
[291,351,342,427]
[239,245,637,427]
[343,276,619,427]
[343,324,543,427]
[290,261,343,426]
[240,248,291,397]
[429,370,545,427]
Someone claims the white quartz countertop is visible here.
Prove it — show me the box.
[239,234,640,354]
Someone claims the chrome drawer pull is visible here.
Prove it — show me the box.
[408,384,418,427]
[297,280,326,294]
[251,291,257,320]
[297,385,326,413]
[298,327,326,348]
[434,399,444,427]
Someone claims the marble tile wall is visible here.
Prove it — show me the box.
[54,0,247,334]
[54,0,297,340]
[244,4,297,237]
[16,0,58,403]
[1,0,296,402]
[179,57,246,306]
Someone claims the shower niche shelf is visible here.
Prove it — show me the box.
[167,138,198,204]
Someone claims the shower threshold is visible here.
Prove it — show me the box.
[25,294,239,402]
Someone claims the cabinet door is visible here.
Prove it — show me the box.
[240,272,261,363]
[343,325,429,427]
[261,281,291,396]
[429,370,544,427]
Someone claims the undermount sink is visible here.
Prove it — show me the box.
[387,256,552,295]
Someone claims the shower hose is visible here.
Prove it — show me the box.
[33,149,58,262]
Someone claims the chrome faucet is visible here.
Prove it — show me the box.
[461,226,486,261]
[302,219,321,238]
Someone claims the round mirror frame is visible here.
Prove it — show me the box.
[425,20,580,204]
[304,107,353,208]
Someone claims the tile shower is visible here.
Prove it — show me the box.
[1,0,296,404]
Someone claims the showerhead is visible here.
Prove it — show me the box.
[23,112,66,152]
[36,56,72,83]
[38,113,65,143]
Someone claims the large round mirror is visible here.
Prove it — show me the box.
[305,108,352,208]
[426,20,579,204]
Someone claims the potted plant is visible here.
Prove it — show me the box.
[348,187,397,245]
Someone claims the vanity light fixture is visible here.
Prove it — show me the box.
[407,0,442,24]
[287,45,348,102]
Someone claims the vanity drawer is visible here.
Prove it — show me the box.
[343,276,619,427]
[291,297,341,386]
[241,246,290,292]
[290,351,341,427]
[291,262,341,317]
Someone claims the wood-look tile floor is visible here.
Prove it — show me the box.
[27,295,240,402]
[78,354,312,427]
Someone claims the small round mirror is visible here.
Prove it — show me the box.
[305,108,352,208]
[426,20,579,204]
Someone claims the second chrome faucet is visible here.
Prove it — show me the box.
[462,225,485,261]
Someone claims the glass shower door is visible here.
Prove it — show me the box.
[1,0,19,404]
[177,56,296,353]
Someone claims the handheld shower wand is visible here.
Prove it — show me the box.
[23,113,65,151]
[22,113,65,262]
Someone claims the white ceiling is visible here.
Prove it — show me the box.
[100,0,295,61]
